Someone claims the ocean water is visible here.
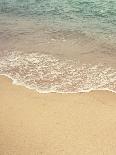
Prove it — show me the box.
[0,0,116,93]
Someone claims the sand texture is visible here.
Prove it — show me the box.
[0,76,116,155]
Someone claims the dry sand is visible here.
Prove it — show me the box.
[0,75,116,155]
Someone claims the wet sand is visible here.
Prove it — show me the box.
[0,75,116,155]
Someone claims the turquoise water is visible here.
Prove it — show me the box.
[0,0,116,38]
[0,0,116,93]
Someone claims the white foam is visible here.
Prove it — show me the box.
[0,51,116,93]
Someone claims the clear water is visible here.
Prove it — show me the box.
[0,0,116,38]
[0,0,116,93]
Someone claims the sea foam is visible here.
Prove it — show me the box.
[0,51,116,93]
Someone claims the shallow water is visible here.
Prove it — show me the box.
[0,0,116,38]
[0,0,116,93]
[0,51,116,93]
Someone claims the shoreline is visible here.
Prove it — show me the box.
[0,74,116,94]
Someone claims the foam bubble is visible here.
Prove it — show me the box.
[0,51,116,93]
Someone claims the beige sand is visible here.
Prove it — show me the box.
[0,75,116,155]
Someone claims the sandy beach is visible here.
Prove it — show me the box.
[0,75,116,155]
[0,0,116,154]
